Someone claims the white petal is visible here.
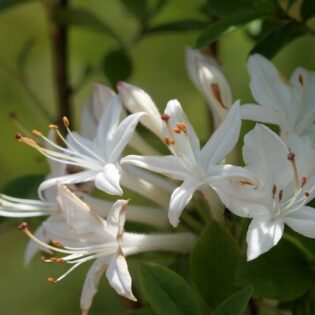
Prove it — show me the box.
[56,183,105,236]
[200,101,241,165]
[169,180,201,227]
[121,155,188,181]
[80,257,108,315]
[95,164,123,195]
[106,200,129,238]
[284,206,315,238]
[106,254,137,301]
[241,104,283,125]
[117,81,162,137]
[246,216,284,261]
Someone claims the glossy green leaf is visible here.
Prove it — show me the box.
[147,20,207,34]
[195,11,267,48]
[214,287,253,315]
[250,21,305,58]
[140,263,202,315]
[102,49,133,87]
[236,239,312,302]
[191,222,241,309]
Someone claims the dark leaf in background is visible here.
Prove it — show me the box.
[147,20,207,34]
[124,307,157,315]
[0,0,34,12]
[53,8,121,42]
[140,263,202,315]
[191,222,241,309]
[102,49,132,87]
[204,0,252,16]
[293,286,315,315]
[1,174,45,198]
[214,286,253,315]
[16,38,35,78]
[301,0,315,21]
[250,21,306,58]
[120,0,149,21]
[236,239,313,302]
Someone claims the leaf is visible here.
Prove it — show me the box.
[147,20,208,34]
[293,286,315,315]
[0,0,34,12]
[195,11,268,48]
[301,0,315,20]
[236,239,313,302]
[214,287,253,315]
[140,263,202,315]
[53,8,121,42]
[16,38,35,78]
[190,222,241,309]
[250,21,305,58]
[1,174,45,199]
[119,0,149,21]
[102,49,133,87]
[204,0,252,16]
[124,307,156,315]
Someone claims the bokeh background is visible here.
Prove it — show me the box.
[0,0,315,314]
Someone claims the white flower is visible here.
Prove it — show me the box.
[213,124,315,260]
[19,183,196,315]
[241,54,315,142]
[185,48,233,128]
[122,100,254,226]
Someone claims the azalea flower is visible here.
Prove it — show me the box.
[241,54,315,142]
[213,124,315,260]
[19,183,195,315]
[185,48,233,128]
[122,100,255,226]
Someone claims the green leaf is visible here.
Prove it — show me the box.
[195,11,268,48]
[53,8,120,42]
[147,20,207,34]
[1,174,45,198]
[236,239,313,302]
[301,0,315,20]
[140,263,202,315]
[124,307,156,315]
[16,38,35,78]
[119,0,149,21]
[102,49,133,87]
[191,222,241,309]
[0,0,34,12]
[204,0,252,16]
[250,21,305,58]
[293,286,315,315]
[214,287,253,315]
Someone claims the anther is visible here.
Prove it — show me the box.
[49,124,58,130]
[32,129,43,137]
[18,222,28,231]
[287,152,295,161]
[48,277,57,284]
[63,116,70,128]
[279,190,283,202]
[52,240,64,248]
[163,137,175,146]
[298,74,304,86]
[15,133,22,140]
[40,256,47,262]
[301,176,307,188]
[272,185,277,197]
[161,114,170,122]
[211,83,227,109]
[305,191,310,197]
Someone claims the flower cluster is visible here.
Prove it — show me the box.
[2,49,315,314]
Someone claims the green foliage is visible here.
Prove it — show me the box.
[301,0,315,21]
[204,0,253,16]
[16,38,35,78]
[119,0,150,21]
[139,263,202,315]
[190,222,241,309]
[0,0,34,12]
[236,239,313,302]
[102,49,133,87]
[124,307,156,315]
[147,20,207,34]
[214,286,253,315]
[293,286,315,315]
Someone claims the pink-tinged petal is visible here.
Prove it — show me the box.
[56,183,105,236]
[106,200,129,238]
[169,180,201,227]
[95,164,123,195]
[246,216,284,261]
[200,101,241,166]
[117,81,162,137]
[80,257,108,315]
[109,112,144,162]
[106,254,137,301]
[38,170,97,200]
[24,223,52,266]
[243,124,291,189]
[241,104,283,125]
[121,155,188,181]
[284,206,315,238]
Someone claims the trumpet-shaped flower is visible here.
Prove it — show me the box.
[19,183,195,314]
[122,100,255,226]
[241,54,315,141]
[213,124,315,260]
[185,48,232,128]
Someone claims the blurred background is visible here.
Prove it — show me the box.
[0,0,315,313]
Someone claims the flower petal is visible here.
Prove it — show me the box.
[246,216,284,261]
[95,164,123,195]
[106,199,128,238]
[241,104,283,125]
[80,257,108,315]
[106,254,137,301]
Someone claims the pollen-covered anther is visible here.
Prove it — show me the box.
[161,113,170,122]
[49,124,59,130]
[287,152,295,161]
[272,184,277,197]
[174,122,187,134]
[18,222,28,231]
[48,277,57,284]
[40,256,47,262]
[301,176,307,188]
[52,240,64,249]
[305,191,310,197]
[163,137,175,146]
[32,129,43,137]
[15,133,22,140]
[63,116,70,128]
[298,74,304,86]
[279,190,283,201]
[50,257,65,264]
[211,83,227,109]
